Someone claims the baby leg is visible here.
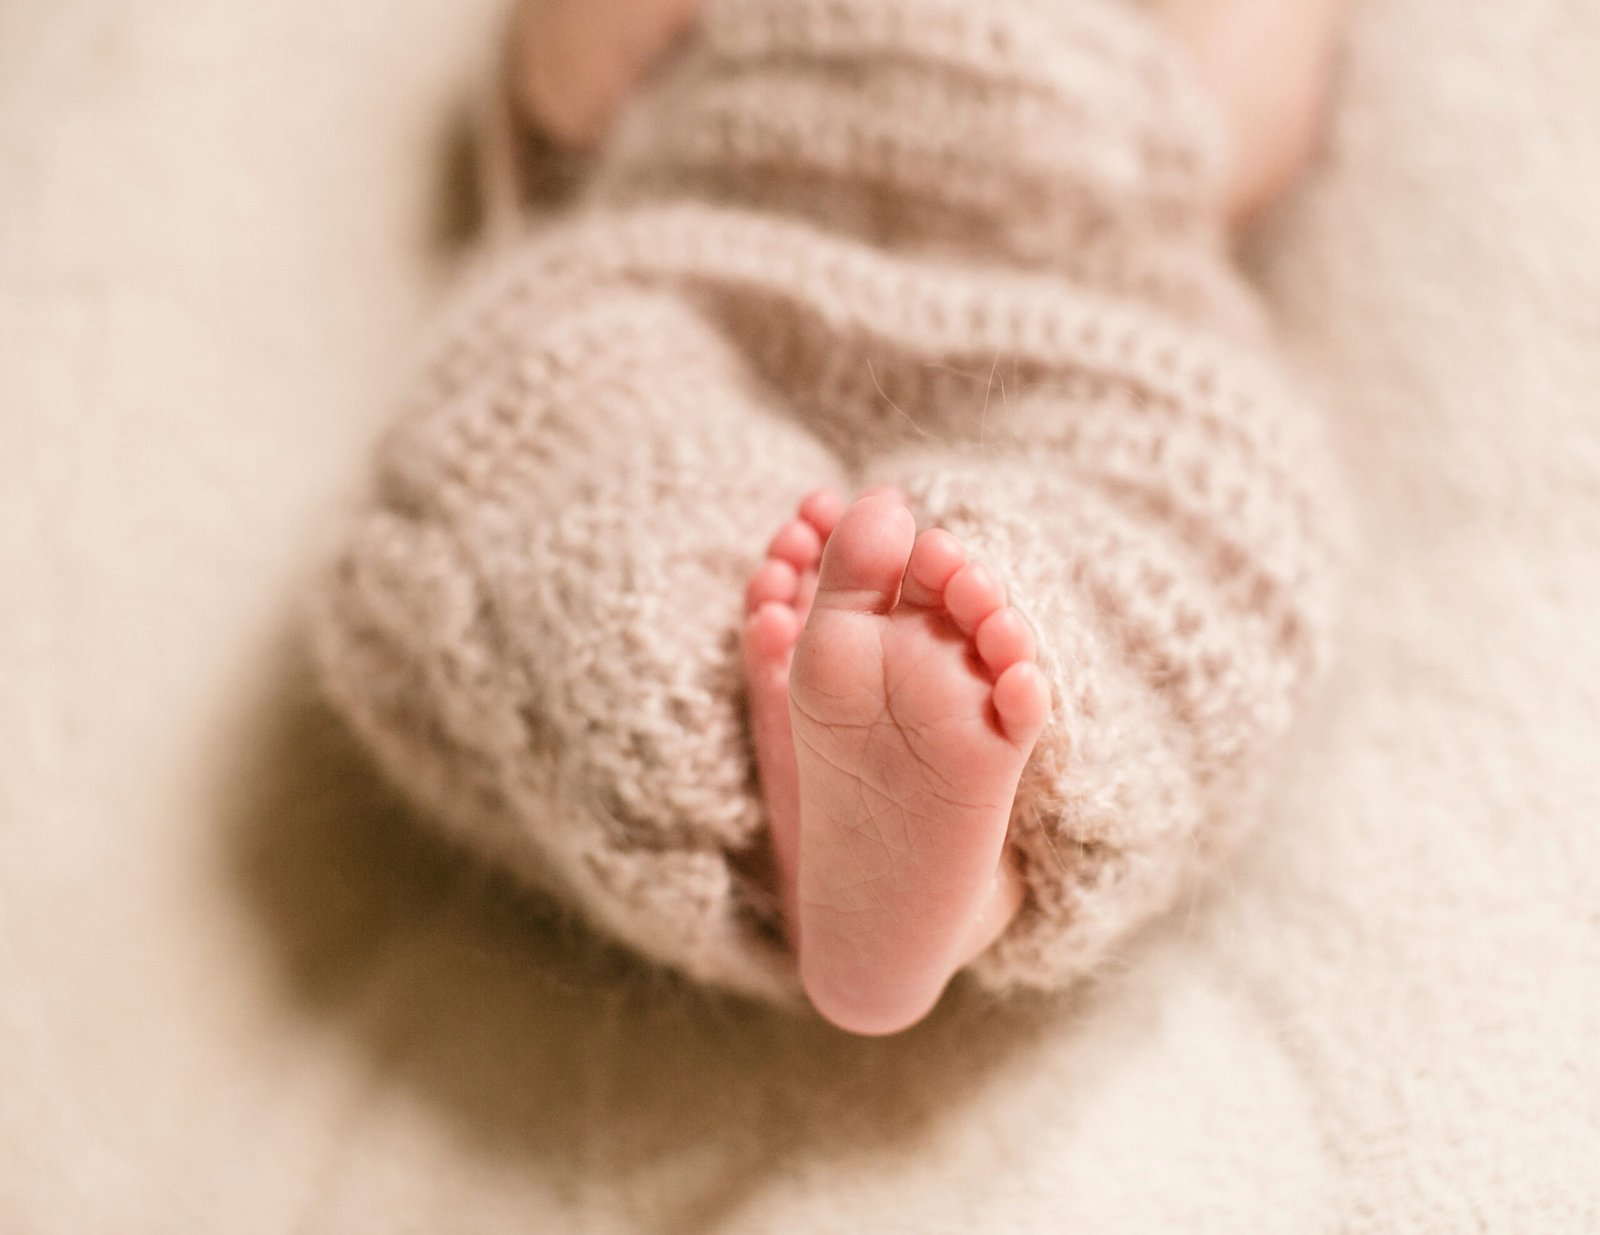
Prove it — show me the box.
[310,280,848,1001]
[869,346,1337,1004]
[325,0,1345,1026]
[761,380,1332,1030]
[1159,0,1349,221]
[515,0,1344,222]
[736,0,1350,1030]
[512,0,702,147]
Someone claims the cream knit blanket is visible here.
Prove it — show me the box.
[7,0,1599,1227]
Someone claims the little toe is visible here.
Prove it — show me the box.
[944,562,1007,635]
[900,528,967,609]
[766,519,824,573]
[812,494,917,614]
[974,607,1036,676]
[799,489,846,541]
[991,661,1051,746]
[745,558,800,613]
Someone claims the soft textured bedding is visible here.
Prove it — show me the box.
[2,0,1597,1230]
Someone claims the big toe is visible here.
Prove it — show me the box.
[812,494,917,615]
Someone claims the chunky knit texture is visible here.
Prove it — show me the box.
[308,0,1338,1003]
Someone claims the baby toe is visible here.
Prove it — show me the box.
[812,494,916,615]
[944,562,1007,635]
[974,607,1036,676]
[746,558,799,613]
[744,601,803,668]
[767,519,824,572]
[799,489,846,541]
[991,661,1051,746]
[900,529,967,609]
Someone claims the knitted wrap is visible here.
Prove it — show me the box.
[308,0,1338,1002]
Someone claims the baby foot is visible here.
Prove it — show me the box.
[742,489,847,933]
[789,493,1051,1035]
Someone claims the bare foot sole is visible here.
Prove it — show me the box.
[782,493,1050,1035]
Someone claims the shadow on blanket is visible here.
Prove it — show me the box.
[215,620,1103,1226]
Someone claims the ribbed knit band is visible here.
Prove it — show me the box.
[309,0,1337,1002]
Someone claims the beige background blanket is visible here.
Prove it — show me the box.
[3,0,1597,1230]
